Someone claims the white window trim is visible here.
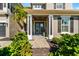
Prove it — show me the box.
[0,20,7,23]
[61,16,70,34]
[61,32,70,34]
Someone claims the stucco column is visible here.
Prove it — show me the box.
[6,15,9,37]
[27,14,32,40]
[48,15,53,40]
[3,3,8,13]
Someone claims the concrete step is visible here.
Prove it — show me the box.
[32,35,45,40]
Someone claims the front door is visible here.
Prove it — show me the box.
[35,22,44,35]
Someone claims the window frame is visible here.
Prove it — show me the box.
[33,4,43,10]
[61,16,70,33]
[0,3,3,10]
[55,3,65,9]
[0,23,6,37]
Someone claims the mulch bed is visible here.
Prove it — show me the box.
[47,40,59,52]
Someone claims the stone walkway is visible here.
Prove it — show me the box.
[29,35,50,56]
[30,35,50,48]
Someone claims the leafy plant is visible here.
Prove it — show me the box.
[0,32,32,56]
[0,47,11,56]
[49,34,79,56]
[11,5,27,31]
[10,32,32,56]
[52,36,63,44]
[12,5,26,22]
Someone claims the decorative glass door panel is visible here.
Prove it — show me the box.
[35,22,44,35]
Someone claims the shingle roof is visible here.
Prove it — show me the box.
[26,9,79,15]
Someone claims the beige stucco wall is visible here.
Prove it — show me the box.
[46,3,54,10]
[53,19,60,37]
[65,3,72,10]
[73,19,79,34]
[9,18,25,37]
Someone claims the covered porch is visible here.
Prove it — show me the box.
[27,14,53,40]
[26,9,79,40]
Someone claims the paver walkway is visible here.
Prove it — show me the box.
[29,35,50,56]
[30,35,50,48]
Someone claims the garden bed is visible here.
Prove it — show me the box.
[48,34,79,56]
[47,40,59,52]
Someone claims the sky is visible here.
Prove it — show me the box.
[22,3,79,9]
[73,3,79,9]
[22,3,31,7]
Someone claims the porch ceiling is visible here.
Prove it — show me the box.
[32,15,48,21]
[26,9,79,16]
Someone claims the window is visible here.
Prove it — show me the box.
[0,3,3,10]
[8,3,10,9]
[38,5,41,8]
[33,4,43,10]
[35,5,37,8]
[61,16,70,32]
[0,23,6,37]
[54,3,65,9]
[58,16,74,33]
[56,3,63,8]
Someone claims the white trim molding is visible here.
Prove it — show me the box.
[61,32,70,34]
[27,14,32,40]
[0,20,7,23]
[48,15,53,40]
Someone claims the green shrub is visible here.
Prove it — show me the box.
[49,34,79,56]
[48,52,54,56]
[0,47,11,56]
[0,32,32,56]
[52,37,63,44]
[10,32,32,56]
